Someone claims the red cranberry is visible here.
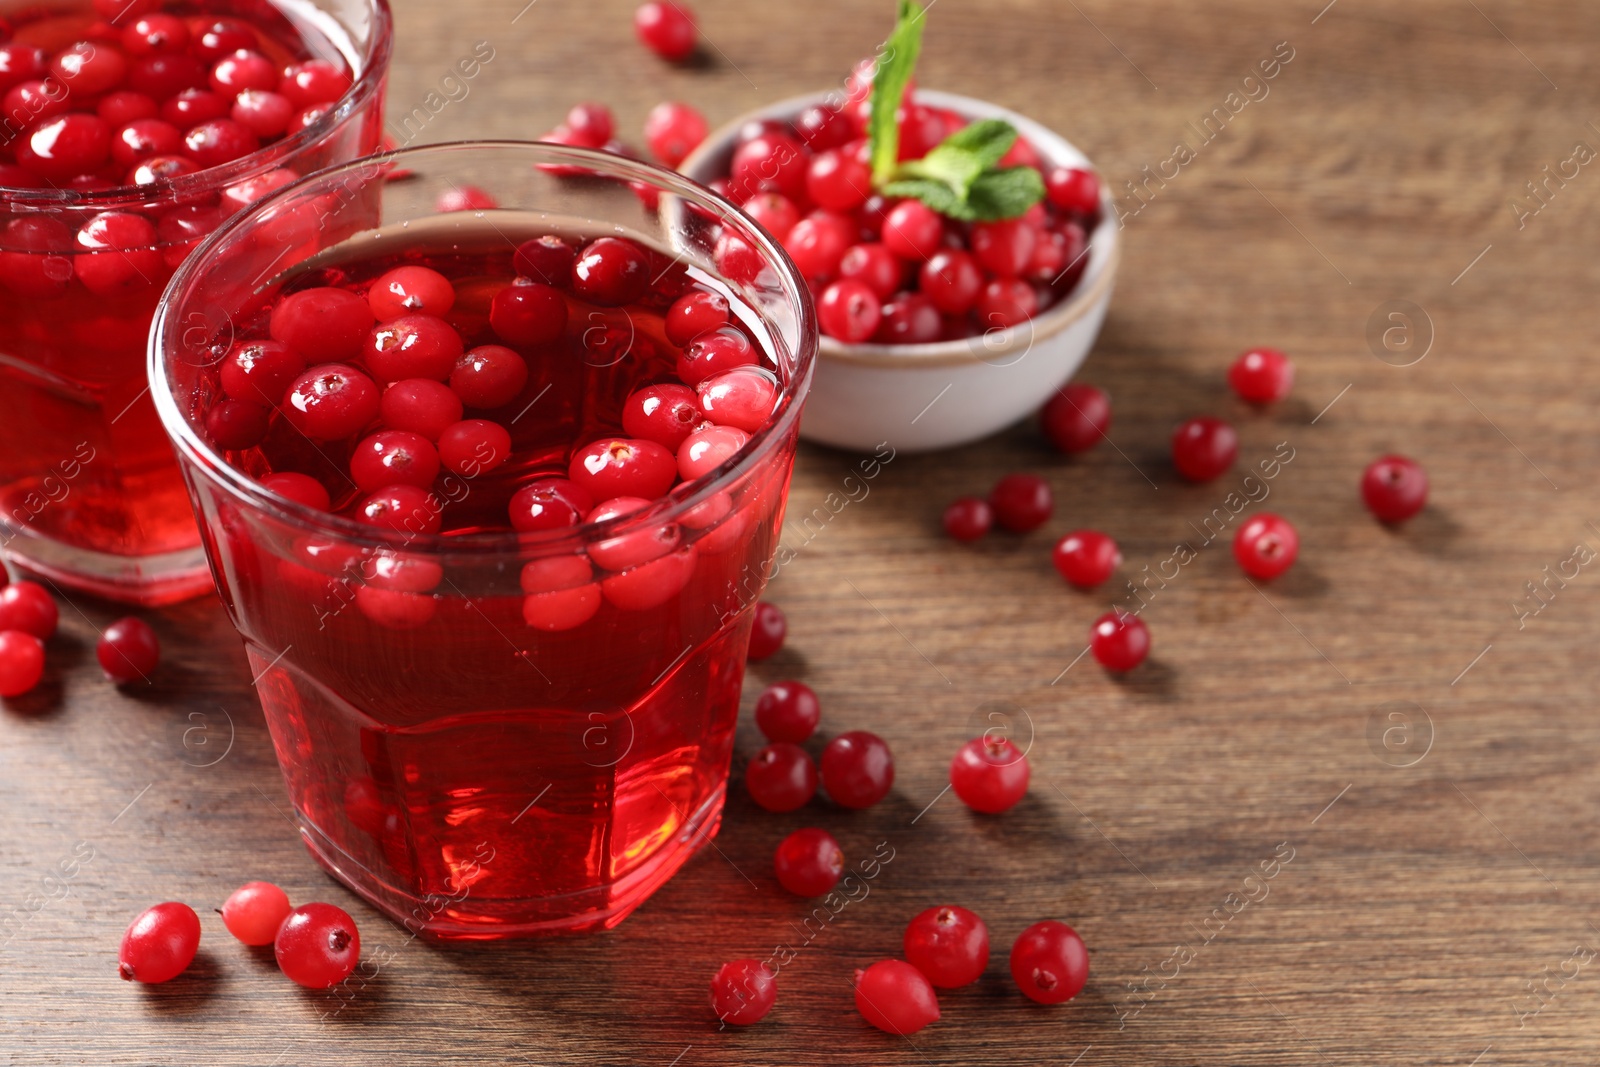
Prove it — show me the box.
[512,235,576,286]
[1046,167,1101,217]
[754,680,820,743]
[854,960,940,1035]
[109,118,183,168]
[1053,530,1120,588]
[182,118,260,167]
[260,472,330,511]
[677,425,749,480]
[193,18,258,62]
[159,87,226,127]
[747,600,786,660]
[783,212,854,280]
[774,827,843,896]
[208,49,275,94]
[697,367,779,433]
[278,60,351,108]
[1010,920,1089,1004]
[283,363,380,441]
[599,543,697,610]
[560,101,613,147]
[0,581,57,640]
[490,279,568,346]
[520,556,601,632]
[229,88,292,137]
[18,113,110,180]
[379,378,462,441]
[450,345,528,410]
[571,237,649,306]
[820,730,893,809]
[943,497,993,542]
[0,631,45,698]
[971,219,1037,278]
[897,104,946,161]
[1171,416,1238,482]
[3,79,72,129]
[634,1,696,61]
[270,287,374,362]
[367,265,455,322]
[205,398,270,450]
[975,277,1038,329]
[118,903,200,984]
[364,314,464,383]
[350,430,440,492]
[73,211,161,298]
[807,147,871,211]
[837,242,902,300]
[920,249,982,314]
[1229,346,1294,403]
[1041,383,1111,453]
[710,960,776,1026]
[713,229,763,283]
[129,52,207,100]
[950,737,1030,814]
[1362,455,1428,523]
[664,289,730,346]
[50,42,127,96]
[818,278,882,343]
[274,903,360,989]
[1091,611,1149,672]
[0,217,72,299]
[796,104,852,151]
[989,474,1052,533]
[740,192,801,241]
[438,418,512,476]
[677,327,757,387]
[1233,513,1299,579]
[746,742,818,813]
[730,131,807,201]
[881,200,944,262]
[875,292,942,344]
[570,438,677,500]
[220,882,292,946]
[356,485,442,536]
[904,906,990,988]
[621,383,704,450]
[508,478,593,533]
[643,100,706,166]
[0,45,47,92]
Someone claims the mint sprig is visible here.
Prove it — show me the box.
[866,2,1045,221]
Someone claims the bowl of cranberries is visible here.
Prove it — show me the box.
[681,85,1118,454]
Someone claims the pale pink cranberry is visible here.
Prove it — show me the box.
[664,289,731,346]
[697,367,778,433]
[678,425,749,481]
[677,327,758,387]
[521,556,601,632]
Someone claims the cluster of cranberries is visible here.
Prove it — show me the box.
[0,1,351,191]
[944,349,1431,673]
[0,573,159,697]
[716,615,1077,1032]
[696,59,1101,345]
[119,881,360,989]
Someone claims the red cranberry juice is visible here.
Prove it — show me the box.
[0,0,363,584]
[203,223,796,936]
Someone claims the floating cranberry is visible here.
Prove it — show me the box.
[261,472,330,511]
[1171,416,1238,482]
[710,959,776,1026]
[221,881,292,946]
[677,327,758,387]
[746,742,818,813]
[599,545,697,610]
[284,364,380,441]
[677,425,749,481]
[270,287,375,363]
[854,960,940,1036]
[644,100,707,166]
[73,211,161,297]
[570,437,678,500]
[109,118,183,168]
[621,383,703,451]
[513,235,576,286]
[449,345,528,410]
[51,41,127,96]
[0,45,47,92]
[664,290,730,346]
[161,87,226,126]
[1041,383,1110,453]
[0,631,45,698]
[0,217,71,299]
[357,485,442,536]
[364,314,464,383]
[754,680,820,743]
[521,556,601,632]
[1362,455,1428,523]
[572,237,649,306]
[635,0,697,62]
[747,600,785,660]
[508,478,593,533]
[118,903,200,984]
[1090,611,1149,672]
[0,580,58,640]
[19,114,111,181]
[438,419,512,477]
[1229,346,1294,404]
[698,367,779,433]
[989,474,1052,533]
[275,902,360,989]
[821,730,894,809]
[943,497,993,542]
[193,18,258,62]
[904,906,990,988]
[774,827,843,897]
[1233,513,1299,579]
[183,118,260,167]
[349,430,439,492]
[490,279,568,347]
[950,736,1030,814]
[1010,920,1089,1004]
[129,52,207,100]
[1053,530,1120,588]
[205,398,270,450]
[379,378,462,442]
[278,59,351,107]
[366,265,454,322]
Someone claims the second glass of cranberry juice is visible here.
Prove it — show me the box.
[151,143,818,937]
[0,0,390,604]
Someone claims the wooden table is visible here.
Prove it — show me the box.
[4,0,1598,1063]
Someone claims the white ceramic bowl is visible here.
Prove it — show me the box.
[681,89,1120,454]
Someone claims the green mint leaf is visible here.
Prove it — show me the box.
[880,178,975,220]
[895,150,985,200]
[966,166,1047,220]
[868,0,927,187]
[934,119,1017,172]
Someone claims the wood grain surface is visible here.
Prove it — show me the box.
[4,0,1599,1063]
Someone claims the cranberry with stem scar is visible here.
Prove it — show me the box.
[854,960,940,1035]
[774,827,843,897]
[284,364,380,442]
[904,905,990,988]
[0,631,45,698]
[368,265,455,321]
[1053,530,1121,588]
[746,742,818,813]
[818,279,881,343]
[97,617,160,684]
[677,327,757,388]
[1171,416,1238,482]
[220,882,292,946]
[364,314,464,383]
[220,340,304,406]
[754,680,820,743]
[949,736,1030,814]
[710,959,776,1026]
[1010,920,1089,1004]
[513,235,576,286]
[275,902,360,988]
[356,485,442,536]
[1090,610,1149,672]
[508,478,593,533]
[820,730,894,809]
[622,383,704,450]
[118,902,200,983]
[664,290,729,346]
[350,430,439,492]
[747,601,785,660]
[1233,513,1299,579]
[571,237,649,306]
[1362,455,1428,523]
[570,438,678,500]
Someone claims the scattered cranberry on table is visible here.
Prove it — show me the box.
[1362,454,1428,523]
[220,881,293,946]
[754,680,820,743]
[634,1,697,62]
[1041,383,1112,454]
[118,902,201,984]
[942,496,994,543]
[747,600,787,660]
[1228,346,1294,404]
[904,905,990,989]
[989,474,1053,533]
[745,742,818,813]
[274,902,360,989]
[774,827,844,897]
[1010,920,1089,1004]
[1090,611,1150,673]
[1171,416,1239,482]
[1233,513,1299,580]
[854,959,941,1035]
[97,617,160,685]
[949,736,1031,814]
[710,959,777,1026]
[1052,530,1121,589]
[820,730,895,809]
[0,631,46,698]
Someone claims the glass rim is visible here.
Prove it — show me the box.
[148,139,820,557]
[0,0,394,210]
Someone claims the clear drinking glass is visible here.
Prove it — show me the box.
[150,142,817,937]
[0,0,391,604]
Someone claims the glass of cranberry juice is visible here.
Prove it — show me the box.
[150,142,818,937]
[0,0,391,604]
